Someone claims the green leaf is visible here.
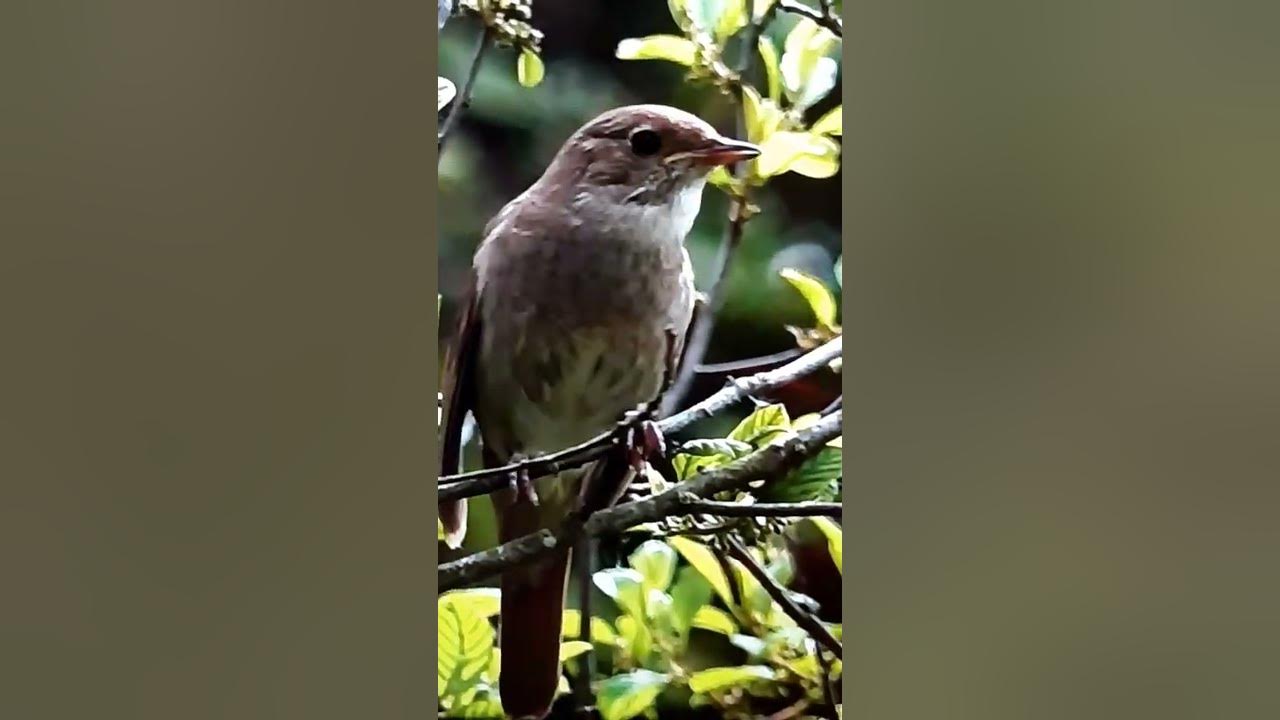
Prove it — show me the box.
[629,540,678,592]
[728,403,792,446]
[687,665,776,693]
[707,165,736,190]
[616,615,653,668]
[597,670,669,720]
[593,616,619,645]
[714,0,749,40]
[812,517,843,574]
[437,517,446,541]
[741,85,784,145]
[594,568,647,619]
[781,18,840,109]
[561,608,582,638]
[755,131,841,179]
[780,268,838,329]
[437,597,494,699]
[559,640,593,662]
[669,536,734,608]
[752,0,777,22]
[455,687,503,718]
[672,438,754,479]
[729,633,768,657]
[439,587,502,619]
[765,445,841,502]
[669,566,712,638]
[729,557,776,625]
[691,606,737,635]
[812,104,842,136]
[758,37,782,102]
[516,49,544,87]
[833,255,843,287]
[616,35,698,66]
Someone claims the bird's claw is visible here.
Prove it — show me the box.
[507,462,538,506]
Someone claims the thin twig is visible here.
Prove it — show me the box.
[725,535,842,658]
[676,498,842,518]
[777,0,843,37]
[439,410,842,590]
[438,26,490,157]
[661,5,777,417]
[572,537,594,714]
[696,347,804,375]
[817,646,839,714]
[438,337,842,503]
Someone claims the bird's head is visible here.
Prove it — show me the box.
[545,104,759,208]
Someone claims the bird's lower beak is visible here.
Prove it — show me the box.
[668,138,761,167]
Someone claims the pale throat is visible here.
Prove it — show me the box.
[594,177,707,247]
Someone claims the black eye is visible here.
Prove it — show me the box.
[629,129,662,156]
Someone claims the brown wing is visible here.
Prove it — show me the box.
[438,272,481,549]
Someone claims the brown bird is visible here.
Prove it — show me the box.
[439,104,758,720]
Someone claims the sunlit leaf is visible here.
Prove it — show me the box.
[561,608,582,638]
[780,268,838,329]
[812,104,842,136]
[707,165,736,190]
[687,665,775,693]
[728,403,792,446]
[692,605,738,635]
[781,18,840,109]
[812,517,843,574]
[669,536,735,609]
[592,617,619,645]
[833,255,843,287]
[439,587,502,619]
[756,131,840,179]
[752,0,777,22]
[455,687,503,718]
[597,670,668,720]
[437,597,494,699]
[438,76,457,112]
[616,35,698,66]
[729,633,768,657]
[594,568,647,619]
[714,0,749,40]
[729,556,777,625]
[765,445,841,502]
[516,49,544,87]
[559,640,593,662]
[758,37,782,102]
[741,85,784,144]
[616,615,652,667]
[629,539,678,593]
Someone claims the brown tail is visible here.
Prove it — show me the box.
[499,548,571,720]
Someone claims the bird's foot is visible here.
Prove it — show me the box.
[506,456,539,506]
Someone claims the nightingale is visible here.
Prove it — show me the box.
[439,104,759,720]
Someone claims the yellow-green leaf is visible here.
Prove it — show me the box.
[559,640,593,662]
[516,49,544,87]
[758,37,782,102]
[439,587,502,619]
[561,608,582,638]
[629,539,678,592]
[669,536,734,608]
[707,165,736,190]
[688,665,775,693]
[714,0,749,40]
[781,18,840,109]
[812,104,842,136]
[780,268,837,329]
[597,670,668,720]
[756,130,840,179]
[752,0,777,22]
[691,606,737,635]
[812,517,843,574]
[741,85,784,144]
[728,403,792,446]
[437,598,494,697]
[616,35,698,66]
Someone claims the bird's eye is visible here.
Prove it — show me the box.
[629,129,662,157]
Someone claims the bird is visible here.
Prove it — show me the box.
[439,104,759,720]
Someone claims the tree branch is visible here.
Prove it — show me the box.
[675,498,842,518]
[725,535,842,658]
[437,336,842,503]
[439,410,842,590]
[696,347,803,375]
[437,26,489,157]
[777,0,843,37]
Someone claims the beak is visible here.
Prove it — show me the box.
[666,137,761,166]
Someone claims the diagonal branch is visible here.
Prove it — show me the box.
[439,410,842,590]
[725,535,842,658]
[777,0,843,37]
[675,498,842,518]
[437,336,841,503]
[438,26,490,157]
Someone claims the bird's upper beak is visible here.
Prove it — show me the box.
[666,137,761,167]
